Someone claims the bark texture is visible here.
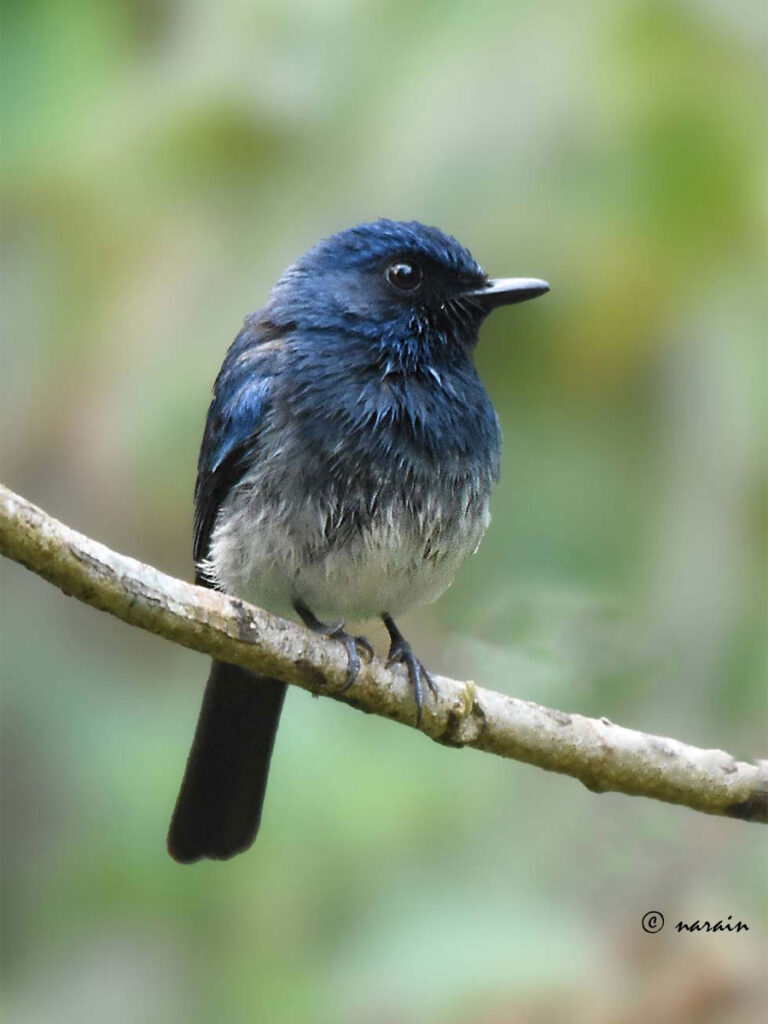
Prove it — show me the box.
[1,483,765,824]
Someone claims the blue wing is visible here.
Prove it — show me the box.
[193,315,283,580]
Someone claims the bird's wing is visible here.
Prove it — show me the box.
[193,316,284,581]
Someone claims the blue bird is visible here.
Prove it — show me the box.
[168,219,548,863]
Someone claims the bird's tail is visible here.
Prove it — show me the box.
[167,660,287,863]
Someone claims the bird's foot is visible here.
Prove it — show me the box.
[294,600,374,690]
[382,614,438,724]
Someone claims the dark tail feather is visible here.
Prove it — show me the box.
[168,660,287,864]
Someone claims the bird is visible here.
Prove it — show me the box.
[167,219,549,863]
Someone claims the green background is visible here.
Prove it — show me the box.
[2,1,766,1021]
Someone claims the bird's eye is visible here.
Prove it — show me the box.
[386,261,423,293]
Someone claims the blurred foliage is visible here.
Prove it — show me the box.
[1,1,766,1022]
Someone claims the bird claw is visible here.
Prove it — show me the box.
[327,625,374,663]
[386,639,437,725]
[293,601,373,692]
[326,626,374,690]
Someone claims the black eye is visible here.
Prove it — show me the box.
[386,261,423,292]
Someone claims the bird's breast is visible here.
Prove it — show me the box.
[210,453,492,620]
[207,358,500,619]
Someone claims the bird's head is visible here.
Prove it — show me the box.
[267,219,548,364]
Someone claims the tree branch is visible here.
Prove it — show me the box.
[1,483,765,824]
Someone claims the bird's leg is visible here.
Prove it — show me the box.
[293,599,374,690]
[381,613,438,724]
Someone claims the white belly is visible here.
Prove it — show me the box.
[206,485,490,622]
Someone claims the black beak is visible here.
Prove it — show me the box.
[461,277,550,311]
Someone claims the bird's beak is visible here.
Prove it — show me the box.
[461,277,550,311]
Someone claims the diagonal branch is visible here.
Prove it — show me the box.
[1,483,765,824]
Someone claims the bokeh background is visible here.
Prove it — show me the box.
[2,1,766,1021]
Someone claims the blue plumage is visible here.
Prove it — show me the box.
[169,219,549,862]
